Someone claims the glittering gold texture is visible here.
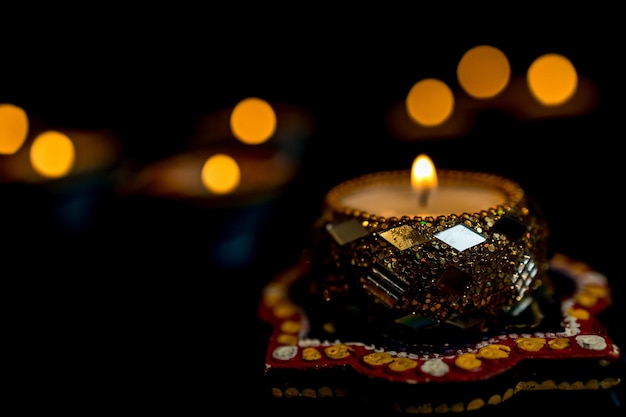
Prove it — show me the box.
[310,169,551,326]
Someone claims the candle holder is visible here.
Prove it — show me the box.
[309,169,550,334]
[259,168,622,414]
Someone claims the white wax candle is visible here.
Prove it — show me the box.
[340,182,506,218]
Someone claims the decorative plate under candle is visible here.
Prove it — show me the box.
[258,253,622,414]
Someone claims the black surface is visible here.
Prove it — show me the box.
[2,8,623,415]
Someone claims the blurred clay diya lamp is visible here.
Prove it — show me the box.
[118,97,311,270]
[0,117,121,235]
[120,146,300,270]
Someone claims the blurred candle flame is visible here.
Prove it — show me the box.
[457,45,510,99]
[0,103,29,155]
[230,97,276,145]
[201,153,241,194]
[527,53,578,106]
[30,130,75,179]
[405,79,454,127]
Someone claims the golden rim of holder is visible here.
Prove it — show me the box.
[324,169,525,222]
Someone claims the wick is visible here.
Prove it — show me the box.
[418,189,430,207]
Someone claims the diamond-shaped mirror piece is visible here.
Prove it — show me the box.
[394,313,437,331]
[326,218,370,245]
[434,224,486,252]
[492,214,529,241]
[380,224,428,250]
[436,265,471,294]
[363,263,408,308]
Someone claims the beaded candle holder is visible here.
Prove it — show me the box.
[259,166,621,415]
[306,168,551,336]
[259,167,622,413]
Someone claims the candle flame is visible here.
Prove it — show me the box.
[411,154,438,190]
[412,154,438,207]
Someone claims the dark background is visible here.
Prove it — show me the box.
[2,7,623,415]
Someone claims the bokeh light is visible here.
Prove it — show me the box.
[230,97,277,145]
[406,78,454,126]
[0,103,29,155]
[457,45,510,99]
[30,130,75,178]
[201,153,241,194]
[527,53,578,106]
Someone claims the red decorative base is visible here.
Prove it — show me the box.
[259,254,623,413]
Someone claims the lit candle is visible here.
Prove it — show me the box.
[314,156,550,328]
[330,155,521,220]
